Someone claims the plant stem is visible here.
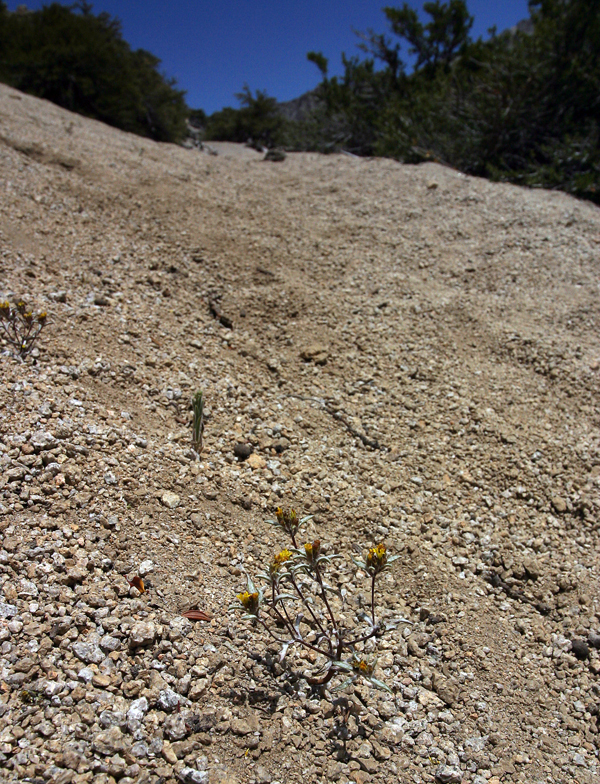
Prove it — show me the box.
[315,564,339,637]
[371,573,376,626]
[344,628,379,647]
[287,572,328,639]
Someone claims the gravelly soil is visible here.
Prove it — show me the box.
[0,82,599,784]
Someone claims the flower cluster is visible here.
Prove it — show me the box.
[231,507,411,696]
[354,542,399,577]
[267,507,312,546]
[366,543,388,575]
[236,590,260,616]
[269,548,293,576]
[0,300,49,358]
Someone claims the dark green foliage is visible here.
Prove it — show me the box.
[300,0,600,203]
[188,108,207,129]
[204,85,286,148]
[0,2,188,143]
[383,1,473,74]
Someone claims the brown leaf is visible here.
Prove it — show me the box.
[128,575,145,593]
[182,609,211,622]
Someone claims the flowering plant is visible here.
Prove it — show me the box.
[231,508,410,693]
[0,300,48,359]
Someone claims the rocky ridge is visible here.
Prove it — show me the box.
[0,82,599,784]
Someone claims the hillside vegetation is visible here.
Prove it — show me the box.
[206,0,600,204]
[0,1,188,142]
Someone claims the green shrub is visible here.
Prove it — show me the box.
[0,2,188,143]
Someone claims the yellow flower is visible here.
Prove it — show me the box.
[304,539,321,564]
[366,543,387,574]
[275,507,298,533]
[237,591,259,615]
[269,549,292,575]
[0,301,10,319]
[352,658,374,675]
[37,312,47,325]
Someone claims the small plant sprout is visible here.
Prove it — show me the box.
[0,300,48,359]
[231,507,411,694]
[191,390,204,453]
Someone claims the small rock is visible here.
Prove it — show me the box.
[138,559,154,576]
[66,566,87,585]
[127,697,149,726]
[188,678,209,701]
[94,294,110,306]
[255,765,271,784]
[100,634,121,652]
[179,769,209,784]
[92,726,129,756]
[162,740,178,765]
[407,636,424,658]
[72,641,104,664]
[432,671,458,706]
[233,443,253,461]
[30,430,57,451]
[164,713,189,741]
[435,765,462,783]
[0,602,17,619]
[129,621,157,648]
[588,631,600,649]
[571,639,590,660]
[158,688,181,712]
[230,718,252,735]
[551,496,567,513]
[37,721,55,737]
[161,491,181,509]
[300,343,328,365]
[246,454,266,470]
[48,290,67,302]
[92,674,112,688]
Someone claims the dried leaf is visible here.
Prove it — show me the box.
[182,609,211,622]
[128,575,145,593]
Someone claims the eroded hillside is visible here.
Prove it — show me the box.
[1,82,599,784]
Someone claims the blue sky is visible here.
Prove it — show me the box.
[7,1,531,114]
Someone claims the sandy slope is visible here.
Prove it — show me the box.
[0,81,599,784]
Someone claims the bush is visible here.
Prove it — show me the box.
[299,0,600,203]
[0,2,188,143]
[204,85,286,149]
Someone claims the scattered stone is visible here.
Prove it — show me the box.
[179,768,209,784]
[246,454,266,470]
[158,688,182,712]
[551,496,568,513]
[432,672,458,706]
[138,559,154,576]
[129,621,157,648]
[300,343,328,365]
[435,765,462,783]
[233,443,253,461]
[92,726,129,756]
[588,631,600,649]
[1,80,598,784]
[264,148,286,162]
[72,640,104,664]
[161,491,181,509]
[571,639,590,660]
